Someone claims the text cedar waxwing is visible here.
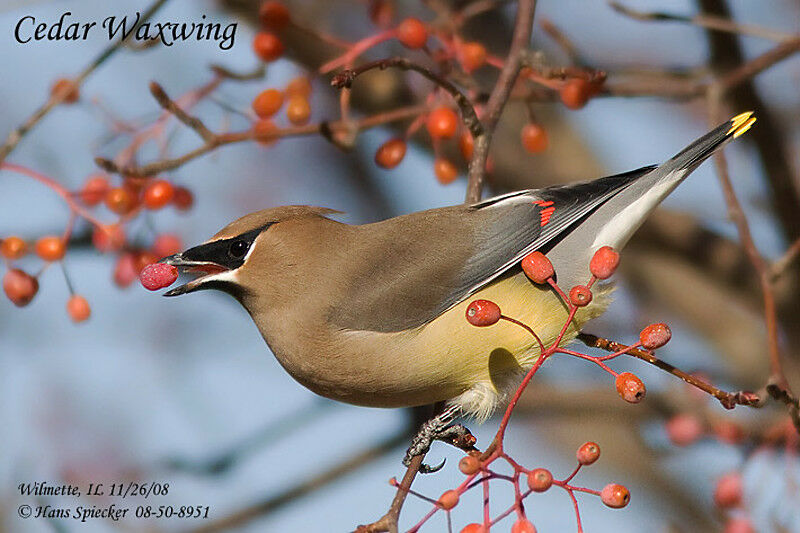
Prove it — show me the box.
[159,112,754,459]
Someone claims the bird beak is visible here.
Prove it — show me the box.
[158,252,230,297]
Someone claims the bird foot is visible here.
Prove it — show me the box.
[403,409,476,474]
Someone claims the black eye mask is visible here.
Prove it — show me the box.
[181,225,270,270]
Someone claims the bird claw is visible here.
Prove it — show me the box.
[402,408,475,474]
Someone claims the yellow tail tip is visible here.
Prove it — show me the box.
[728,111,756,138]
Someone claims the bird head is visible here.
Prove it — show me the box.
[158,206,341,301]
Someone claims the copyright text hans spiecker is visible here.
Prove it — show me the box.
[14,11,237,50]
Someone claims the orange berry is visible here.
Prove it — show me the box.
[396,17,427,49]
[1,236,28,260]
[589,246,619,280]
[560,78,591,110]
[286,95,311,125]
[152,234,182,258]
[665,414,704,447]
[105,187,135,215]
[466,299,501,327]
[459,131,474,160]
[526,468,553,492]
[258,1,290,30]
[143,179,174,210]
[460,524,486,533]
[458,455,481,475]
[460,41,487,72]
[92,224,126,253]
[723,518,755,533]
[3,269,38,307]
[172,186,194,211]
[252,88,284,118]
[521,123,548,153]
[35,236,66,262]
[569,285,592,307]
[714,472,743,509]
[576,441,601,465]
[253,31,284,62]
[521,251,554,284]
[615,372,646,403]
[113,253,138,288]
[511,518,537,533]
[375,138,407,169]
[286,76,312,97]
[51,78,79,103]
[426,107,458,139]
[639,323,671,350]
[434,158,458,184]
[80,174,110,206]
[437,489,459,510]
[253,119,278,146]
[66,295,91,323]
[600,483,630,508]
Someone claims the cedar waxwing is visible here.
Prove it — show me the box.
[159,113,755,436]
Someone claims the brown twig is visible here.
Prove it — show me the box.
[539,18,581,64]
[770,237,800,280]
[149,82,215,143]
[609,2,797,43]
[0,0,170,166]
[465,0,537,204]
[578,333,761,409]
[95,104,429,177]
[331,57,483,140]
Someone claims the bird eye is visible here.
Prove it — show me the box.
[228,239,249,259]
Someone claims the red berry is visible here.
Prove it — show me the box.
[576,441,601,465]
[615,372,646,403]
[714,472,743,509]
[511,518,537,533]
[569,285,592,307]
[600,483,630,508]
[105,187,135,215]
[80,174,110,206]
[437,489,459,510]
[712,421,745,445]
[589,246,619,280]
[665,414,704,446]
[134,251,159,275]
[152,234,182,258]
[459,131,474,160]
[723,518,755,533]
[466,299,501,327]
[434,158,458,184]
[92,224,126,253]
[560,78,591,110]
[460,42,487,72]
[521,251,554,284]
[639,323,671,350]
[426,107,458,139]
[139,263,179,291]
[253,31,284,62]
[520,124,548,153]
[375,138,407,169]
[460,524,486,533]
[1,236,27,260]
[258,1,290,30]
[526,468,553,492]
[172,186,194,211]
[3,269,38,307]
[252,88,283,118]
[396,17,428,49]
[286,76,312,97]
[286,95,311,125]
[51,78,79,103]
[143,179,174,210]
[113,253,138,288]
[253,119,278,146]
[66,295,91,323]
[458,456,480,475]
[35,236,66,262]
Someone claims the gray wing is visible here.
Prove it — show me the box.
[331,166,655,333]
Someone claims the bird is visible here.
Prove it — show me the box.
[159,112,755,462]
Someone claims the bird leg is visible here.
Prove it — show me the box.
[403,404,476,473]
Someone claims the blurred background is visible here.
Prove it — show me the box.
[1,0,799,531]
